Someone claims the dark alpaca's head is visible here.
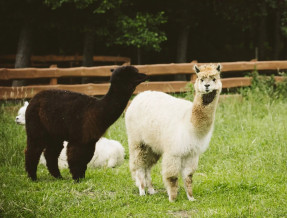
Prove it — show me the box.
[110,66,148,90]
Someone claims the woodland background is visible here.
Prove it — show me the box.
[1,0,287,68]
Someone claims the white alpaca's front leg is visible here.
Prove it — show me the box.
[182,155,199,201]
[162,154,181,202]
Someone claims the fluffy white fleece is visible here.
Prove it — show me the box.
[15,102,125,168]
[39,138,125,168]
[126,91,212,156]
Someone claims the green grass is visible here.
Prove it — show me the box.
[0,92,287,217]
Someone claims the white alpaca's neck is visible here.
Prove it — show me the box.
[190,90,220,136]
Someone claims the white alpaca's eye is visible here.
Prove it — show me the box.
[200,79,204,82]
[213,78,216,82]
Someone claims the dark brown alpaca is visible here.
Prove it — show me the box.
[25,66,147,181]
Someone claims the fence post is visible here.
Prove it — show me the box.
[49,65,58,85]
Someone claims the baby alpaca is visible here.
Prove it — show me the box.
[25,65,147,181]
[89,138,125,168]
[125,64,222,202]
[15,101,29,125]
[40,138,125,169]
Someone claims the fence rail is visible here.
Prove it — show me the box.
[0,60,286,100]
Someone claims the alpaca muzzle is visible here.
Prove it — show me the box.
[136,73,149,84]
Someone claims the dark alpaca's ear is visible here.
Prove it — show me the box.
[194,65,200,74]
[216,64,221,72]
[110,68,114,73]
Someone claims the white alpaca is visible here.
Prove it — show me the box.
[40,138,125,169]
[15,102,125,169]
[125,64,222,202]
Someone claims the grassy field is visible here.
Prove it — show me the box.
[0,84,287,217]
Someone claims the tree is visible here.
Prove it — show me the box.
[214,0,287,60]
[0,0,52,86]
[268,0,286,60]
[45,0,122,67]
[113,12,167,64]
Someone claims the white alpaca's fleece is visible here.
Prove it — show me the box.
[126,91,212,156]
[40,138,125,168]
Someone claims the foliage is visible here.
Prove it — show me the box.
[0,102,26,167]
[184,82,195,101]
[44,0,121,13]
[42,0,168,56]
[241,71,287,102]
[113,12,167,51]
[2,0,287,62]
[1,90,287,217]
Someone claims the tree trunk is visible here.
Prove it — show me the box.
[176,26,190,63]
[13,23,32,86]
[82,30,95,83]
[258,2,267,60]
[82,30,95,67]
[175,25,190,81]
[137,47,142,65]
[273,10,281,60]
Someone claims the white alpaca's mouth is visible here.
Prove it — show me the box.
[202,88,218,94]
[203,88,212,94]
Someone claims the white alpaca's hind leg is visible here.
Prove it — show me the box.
[145,168,156,195]
[129,139,143,195]
[135,168,146,196]
[129,139,160,197]
[181,155,199,201]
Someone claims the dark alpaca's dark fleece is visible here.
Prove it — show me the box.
[25,66,147,181]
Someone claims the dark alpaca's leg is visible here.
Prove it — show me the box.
[25,136,45,181]
[67,141,96,182]
[25,106,48,181]
[44,140,64,179]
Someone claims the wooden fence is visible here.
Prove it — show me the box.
[0,60,286,100]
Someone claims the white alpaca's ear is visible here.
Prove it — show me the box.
[216,64,221,72]
[194,65,200,74]
[24,101,29,106]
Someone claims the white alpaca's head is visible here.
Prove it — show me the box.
[193,64,222,94]
[15,101,29,125]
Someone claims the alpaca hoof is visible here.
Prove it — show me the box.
[148,188,157,195]
[30,177,37,181]
[168,190,178,202]
[56,175,63,179]
[188,196,196,201]
[28,174,37,181]
[73,177,83,183]
[169,197,176,202]
[139,189,146,196]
